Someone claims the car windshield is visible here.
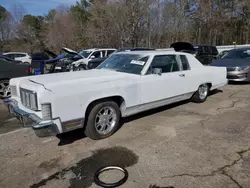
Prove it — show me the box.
[96,54,148,75]
[217,51,228,59]
[222,49,250,59]
[79,50,92,58]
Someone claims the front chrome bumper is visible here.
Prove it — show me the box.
[227,70,250,82]
[4,99,59,137]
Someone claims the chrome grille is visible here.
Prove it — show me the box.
[20,88,38,111]
[227,67,237,71]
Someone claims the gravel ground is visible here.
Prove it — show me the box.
[0,83,249,188]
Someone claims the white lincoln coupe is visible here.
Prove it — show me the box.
[5,51,227,140]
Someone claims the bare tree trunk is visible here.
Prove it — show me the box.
[198,27,201,44]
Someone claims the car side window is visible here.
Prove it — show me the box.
[91,51,101,58]
[5,54,14,59]
[180,55,190,70]
[15,54,26,58]
[107,50,115,56]
[147,55,179,74]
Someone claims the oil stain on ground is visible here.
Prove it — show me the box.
[30,146,139,188]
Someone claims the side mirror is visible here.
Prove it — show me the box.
[90,55,95,59]
[152,68,162,76]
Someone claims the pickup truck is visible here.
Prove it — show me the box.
[5,51,227,140]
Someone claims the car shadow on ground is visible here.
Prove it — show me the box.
[57,89,222,146]
[228,81,250,85]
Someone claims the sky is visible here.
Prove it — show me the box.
[1,0,78,16]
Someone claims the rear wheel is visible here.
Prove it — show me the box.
[191,84,209,103]
[84,101,121,140]
[0,80,11,98]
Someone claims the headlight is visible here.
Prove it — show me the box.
[41,103,52,121]
[69,64,74,71]
[236,66,250,71]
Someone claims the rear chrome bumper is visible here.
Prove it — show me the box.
[4,98,59,137]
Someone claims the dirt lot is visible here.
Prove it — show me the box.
[0,84,249,188]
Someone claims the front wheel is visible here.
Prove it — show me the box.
[0,80,11,98]
[76,64,87,71]
[84,101,121,140]
[191,84,209,103]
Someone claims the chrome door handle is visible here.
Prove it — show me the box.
[179,74,185,77]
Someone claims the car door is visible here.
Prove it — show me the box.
[140,55,186,111]
[176,54,199,97]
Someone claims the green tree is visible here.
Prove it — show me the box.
[0,5,7,20]
[0,5,13,51]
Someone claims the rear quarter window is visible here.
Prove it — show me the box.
[180,55,190,70]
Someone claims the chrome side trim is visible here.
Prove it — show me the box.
[123,92,194,117]
[61,118,85,132]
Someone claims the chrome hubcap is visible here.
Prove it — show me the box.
[0,82,11,98]
[95,106,117,135]
[198,84,208,100]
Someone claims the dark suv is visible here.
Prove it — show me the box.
[194,45,218,65]
[170,42,218,65]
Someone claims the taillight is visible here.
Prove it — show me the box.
[26,67,32,73]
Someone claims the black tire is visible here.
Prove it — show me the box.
[0,79,11,99]
[84,101,121,140]
[191,84,210,103]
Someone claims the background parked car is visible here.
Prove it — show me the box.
[0,56,31,98]
[52,48,84,73]
[170,42,218,65]
[71,47,154,71]
[194,45,218,64]
[71,48,117,70]
[211,48,250,82]
[116,47,155,52]
[0,55,23,64]
[3,52,32,64]
[30,47,82,74]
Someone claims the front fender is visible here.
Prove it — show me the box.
[72,59,88,67]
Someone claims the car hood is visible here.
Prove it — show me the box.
[44,50,58,58]
[211,59,250,67]
[27,69,133,90]
[62,47,79,56]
